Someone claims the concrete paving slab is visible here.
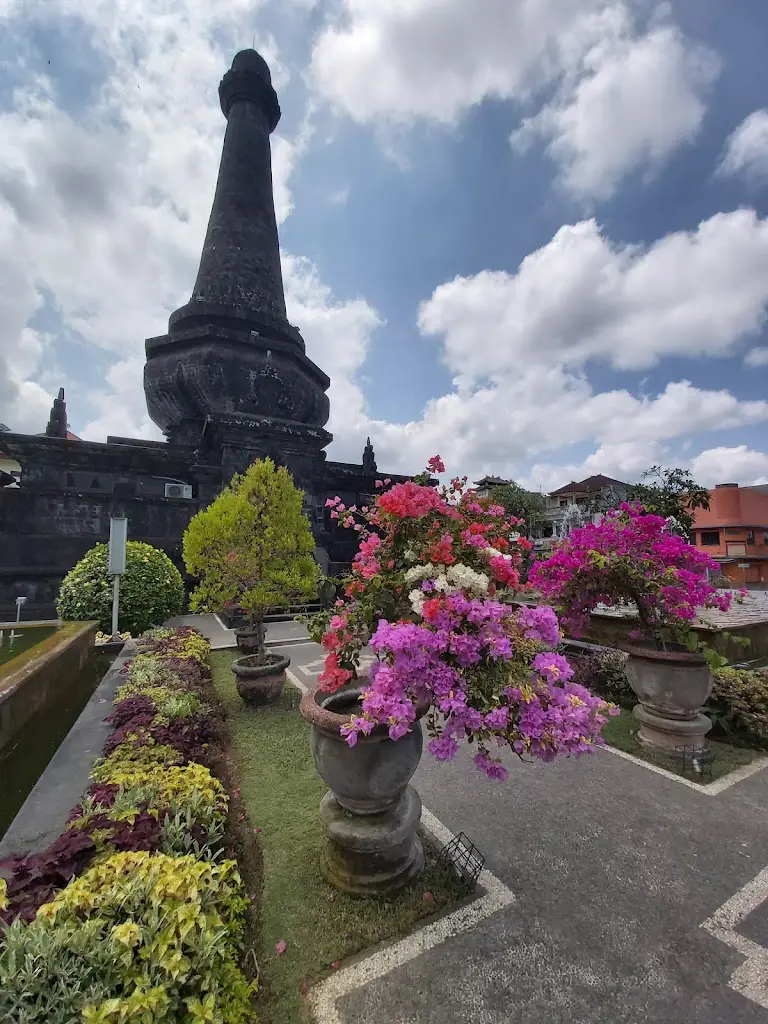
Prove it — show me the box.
[165,613,314,650]
[290,653,768,1024]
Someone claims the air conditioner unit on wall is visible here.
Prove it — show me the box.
[164,483,193,499]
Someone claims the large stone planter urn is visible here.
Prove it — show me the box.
[300,681,426,895]
[623,644,713,753]
[232,653,289,706]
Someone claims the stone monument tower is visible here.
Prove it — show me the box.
[0,50,415,619]
[144,50,331,488]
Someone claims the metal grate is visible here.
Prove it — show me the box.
[437,832,485,891]
[280,685,302,710]
[674,744,714,781]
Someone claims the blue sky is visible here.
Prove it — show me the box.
[2,0,768,490]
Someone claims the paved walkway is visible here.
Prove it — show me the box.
[284,641,768,1024]
[165,613,311,649]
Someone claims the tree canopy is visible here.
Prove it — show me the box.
[490,482,548,535]
[626,466,710,535]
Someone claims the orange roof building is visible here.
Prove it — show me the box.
[692,483,768,587]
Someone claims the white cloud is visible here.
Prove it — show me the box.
[418,210,768,378]
[690,446,768,487]
[282,252,381,447]
[311,0,606,125]
[717,109,768,184]
[745,346,768,367]
[0,0,310,436]
[512,12,719,200]
[312,1,717,200]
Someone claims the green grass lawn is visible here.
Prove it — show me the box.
[209,649,466,1024]
[601,708,758,783]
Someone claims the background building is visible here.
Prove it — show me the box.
[692,483,768,588]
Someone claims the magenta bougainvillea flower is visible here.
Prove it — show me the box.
[312,459,615,780]
[529,502,733,650]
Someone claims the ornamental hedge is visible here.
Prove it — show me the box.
[0,627,259,1024]
[56,541,185,635]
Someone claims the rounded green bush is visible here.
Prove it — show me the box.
[56,541,185,635]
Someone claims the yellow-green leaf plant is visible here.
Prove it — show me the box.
[183,458,321,657]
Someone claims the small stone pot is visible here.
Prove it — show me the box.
[300,681,427,894]
[623,644,713,753]
[232,653,289,706]
[234,625,263,654]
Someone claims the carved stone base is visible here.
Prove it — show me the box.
[633,703,712,754]
[319,786,424,895]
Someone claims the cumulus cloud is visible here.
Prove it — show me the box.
[310,0,603,125]
[690,446,768,487]
[511,10,719,200]
[717,109,768,184]
[418,211,768,377]
[0,0,312,436]
[745,346,768,367]
[312,0,718,200]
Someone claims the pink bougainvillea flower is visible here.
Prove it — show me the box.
[312,455,615,779]
[276,939,287,955]
[427,455,446,474]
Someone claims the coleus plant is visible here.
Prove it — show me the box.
[309,457,615,781]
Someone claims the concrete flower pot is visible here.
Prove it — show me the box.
[232,653,289,706]
[300,681,427,894]
[234,625,263,654]
[623,644,713,753]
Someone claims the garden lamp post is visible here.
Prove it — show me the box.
[108,517,128,637]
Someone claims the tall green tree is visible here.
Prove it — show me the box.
[626,466,710,536]
[183,459,320,656]
[492,482,548,536]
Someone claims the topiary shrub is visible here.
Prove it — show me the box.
[184,457,321,656]
[56,541,185,635]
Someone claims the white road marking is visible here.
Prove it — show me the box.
[603,744,768,795]
[701,865,768,1009]
[307,807,515,1024]
[286,667,309,694]
[285,670,515,1024]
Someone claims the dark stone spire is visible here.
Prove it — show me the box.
[45,388,68,438]
[362,437,377,474]
[180,49,287,328]
[144,50,331,450]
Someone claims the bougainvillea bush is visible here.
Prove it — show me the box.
[56,541,185,635]
[529,503,734,653]
[308,458,616,781]
[0,627,258,1024]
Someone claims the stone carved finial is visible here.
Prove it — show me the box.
[45,388,68,438]
[362,436,377,474]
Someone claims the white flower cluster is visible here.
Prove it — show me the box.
[406,561,490,616]
[404,563,435,585]
[480,546,502,560]
[444,563,489,594]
